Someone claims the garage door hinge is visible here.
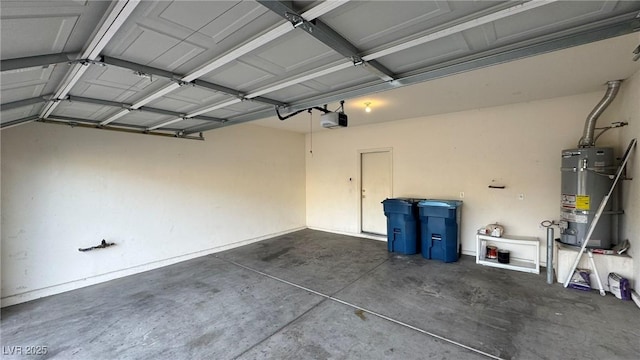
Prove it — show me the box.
[69,59,103,67]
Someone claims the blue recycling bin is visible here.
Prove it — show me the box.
[382,198,423,255]
[418,200,462,263]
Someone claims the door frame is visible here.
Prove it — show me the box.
[358,148,393,234]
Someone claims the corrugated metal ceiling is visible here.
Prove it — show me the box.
[1,0,639,139]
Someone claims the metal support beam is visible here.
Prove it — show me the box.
[192,80,285,106]
[1,115,40,130]
[39,118,204,141]
[190,79,244,98]
[100,55,176,79]
[67,95,126,109]
[1,53,75,73]
[1,94,52,111]
[138,106,190,118]
[101,56,287,107]
[257,0,396,82]
[34,115,183,133]
[181,119,226,134]
[66,95,225,123]
[249,95,287,107]
[43,114,134,127]
[184,15,640,135]
[38,114,190,133]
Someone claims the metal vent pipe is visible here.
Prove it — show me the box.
[579,80,621,147]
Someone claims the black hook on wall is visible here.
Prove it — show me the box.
[79,239,115,252]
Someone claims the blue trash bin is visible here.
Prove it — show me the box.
[382,198,423,255]
[418,200,462,263]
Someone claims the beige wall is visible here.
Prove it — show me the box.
[305,91,623,264]
[1,123,306,306]
[2,76,637,307]
[611,69,640,290]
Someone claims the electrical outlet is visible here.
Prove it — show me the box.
[518,193,525,200]
[459,192,465,198]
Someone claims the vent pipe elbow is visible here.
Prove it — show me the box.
[579,80,621,147]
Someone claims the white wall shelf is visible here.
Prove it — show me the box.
[476,234,540,274]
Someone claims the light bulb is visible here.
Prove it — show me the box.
[364,102,371,113]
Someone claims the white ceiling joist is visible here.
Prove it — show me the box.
[186,98,243,119]
[100,109,131,127]
[130,82,182,109]
[181,23,292,83]
[362,0,559,62]
[247,62,353,99]
[146,118,185,131]
[40,0,141,119]
[84,1,142,60]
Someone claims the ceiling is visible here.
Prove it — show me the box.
[1,1,639,139]
[256,32,640,133]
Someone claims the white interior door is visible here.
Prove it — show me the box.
[361,151,392,235]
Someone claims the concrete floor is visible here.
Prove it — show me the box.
[1,229,638,359]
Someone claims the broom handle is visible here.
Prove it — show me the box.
[588,250,606,296]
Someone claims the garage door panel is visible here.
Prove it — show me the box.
[53,101,112,121]
[1,15,77,59]
[375,33,471,75]
[0,105,42,123]
[201,60,276,92]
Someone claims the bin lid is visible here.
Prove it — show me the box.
[417,199,462,208]
[382,197,425,204]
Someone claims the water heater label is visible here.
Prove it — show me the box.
[576,195,590,210]
[560,211,588,224]
[562,151,581,158]
[561,194,576,209]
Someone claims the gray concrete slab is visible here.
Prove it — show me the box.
[1,255,324,359]
[333,253,640,360]
[2,230,638,360]
[236,300,489,360]
[218,229,391,294]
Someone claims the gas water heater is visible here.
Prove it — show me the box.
[560,147,614,248]
[559,81,621,249]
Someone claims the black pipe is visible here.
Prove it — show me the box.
[275,105,331,121]
[276,107,306,121]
